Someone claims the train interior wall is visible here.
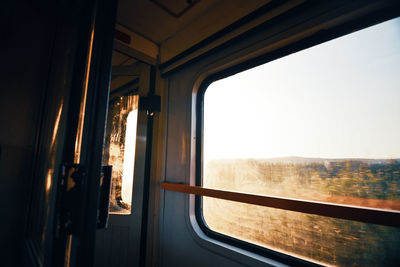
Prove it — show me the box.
[1,0,399,266]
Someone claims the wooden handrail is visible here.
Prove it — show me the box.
[162,182,400,227]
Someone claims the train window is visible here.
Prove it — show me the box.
[201,17,400,265]
[103,94,138,214]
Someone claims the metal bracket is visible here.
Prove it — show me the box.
[58,164,85,235]
[139,95,161,117]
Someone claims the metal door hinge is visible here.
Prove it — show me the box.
[56,164,85,236]
[139,95,161,117]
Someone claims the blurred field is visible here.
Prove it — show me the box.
[203,158,400,266]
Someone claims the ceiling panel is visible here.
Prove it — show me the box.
[112,50,130,66]
[116,0,221,43]
[110,52,138,93]
[159,0,271,62]
[150,0,198,18]
[116,0,271,63]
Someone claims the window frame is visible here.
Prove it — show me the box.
[194,13,400,267]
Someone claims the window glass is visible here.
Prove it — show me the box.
[202,17,400,265]
[103,94,138,214]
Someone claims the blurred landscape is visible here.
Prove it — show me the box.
[203,157,400,266]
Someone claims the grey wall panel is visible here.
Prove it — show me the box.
[95,226,130,267]
[161,192,245,267]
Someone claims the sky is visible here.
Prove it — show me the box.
[203,17,400,163]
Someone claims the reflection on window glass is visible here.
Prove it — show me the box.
[103,94,138,214]
[203,198,400,266]
[202,17,400,265]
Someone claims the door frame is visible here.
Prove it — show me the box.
[23,0,118,266]
[94,62,154,267]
